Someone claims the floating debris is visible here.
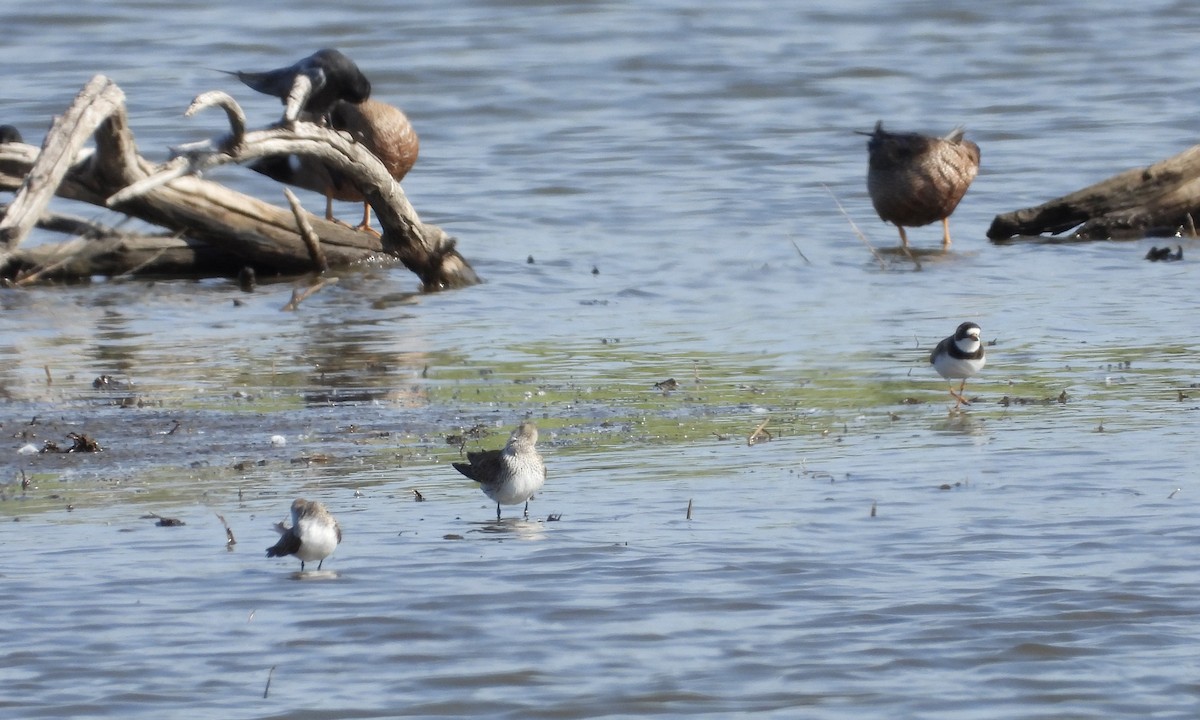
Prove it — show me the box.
[216,512,236,546]
[143,512,185,527]
[1145,245,1183,262]
[41,433,103,454]
[998,391,1068,406]
[747,418,771,446]
[92,375,130,391]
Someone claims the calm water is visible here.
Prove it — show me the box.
[4,0,1200,717]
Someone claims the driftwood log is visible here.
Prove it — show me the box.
[0,75,479,290]
[988,144,1200,242]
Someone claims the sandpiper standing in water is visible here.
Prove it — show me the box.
[266,498,342,572]
[930,321,986,408]
[860,121,980,250]
[453,421,546,520]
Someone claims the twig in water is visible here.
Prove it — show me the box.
[43,365,52,386]
[14,237,91,286]
[747,417,771,446]
[263,665,276,699]
[216,512,236,547]
[282,277,338,312]
[824,184,886,270]
[789,237,812,265]
[686,499,693,520]
[870,501,877,517]
[1168,488,1181,499]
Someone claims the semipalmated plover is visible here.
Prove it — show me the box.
[266,498,342,571]
[930,321,986,408]
[453,421,546,520]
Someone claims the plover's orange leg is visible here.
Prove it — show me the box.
[948,380,971,408]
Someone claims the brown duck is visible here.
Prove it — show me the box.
[251,98,419,232]
[860,121,980,249]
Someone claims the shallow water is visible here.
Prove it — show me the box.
[4,0,1200,717]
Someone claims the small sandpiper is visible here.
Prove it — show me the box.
[930,321,986,408]
[453,421,546,520]
[266,498,342,571]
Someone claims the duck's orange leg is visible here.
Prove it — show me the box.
[353,202,380,236]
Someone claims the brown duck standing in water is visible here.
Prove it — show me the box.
[860,121,980,250]
[251,98,419,233]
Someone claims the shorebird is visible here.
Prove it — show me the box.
[266,498,342,571]
[230,48,371,120]
[860,121,980,250]
[249,98,418,232]
[0,125,22,144]
[453,421,546,520]
[930,321,986,408]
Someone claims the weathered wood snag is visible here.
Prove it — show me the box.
[988,144,1200,242]
[0,75,479,290]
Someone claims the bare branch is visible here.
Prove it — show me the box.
[284,188,327,272]
[0,75,125,251]
[284,74,314,125]
[185,90,247,149]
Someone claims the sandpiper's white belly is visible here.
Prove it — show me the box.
[295,517,340,562]
[484,458,546,506]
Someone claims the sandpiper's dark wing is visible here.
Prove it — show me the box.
[266,528,301,558]
[453,448,504,487]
